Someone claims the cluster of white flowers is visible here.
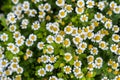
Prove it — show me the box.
[0,0,120,79]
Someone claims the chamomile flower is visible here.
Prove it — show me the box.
[11,46,20,54]
[75,7,84,14]
[112,34,120,42]
[80,14,88,22]
[39,11,46,18]
[58,9,67,18]
[9,25,16,32]
[104,21,112,29]
[114,75,120,80]
[97,1,105,11]
[87,31,94,39]
[26,49,33,57]
[44,3,51,11]
[49,76,58,80]
[55,35,63,44]
[45,64,54,72]
[0,59,8,67]
[11,57,19,63]
[110,1,117,9]
[87,63,95,71]
[56,0,65,7]
[112,62,119,70]
[7,43,15,51]
[0,33,8,42]
[79,42,87,50]
[99,41,108,50]
[110,44,118,53]
[77,0,85,8]
[49,55,57,63]
[64,25,73,34]
[29,9,37,17]
[95,57,103,64]
[10,63,19,71]
[64,65,72,74]
[15,37,24,47]
[38,68,46,77]
[86,0,95,8]
[64,52,72,62]
[87,55,94,63]
[63,38,71,47]
[38,4,44,11]
[113,6,120,14]
[46,45,54,54]
[41,55,49,63]
[74,60,82,68]
[75,72,83,79]
[37,42,44,50]
[90,47,98,55]
[25,39,34,47]
[94,12,103,21]
[92,33,103,43]
[73,67,81,75]
[76,48,84,54]
[12,0,19,4]
[65,4,73,13]
[31,21,40,30]
[16,66,23,74]
[46,35,54,43]
[112,25,119,33]
[22,1,30,11]
[13,31,21,39]
[73,36,81,45]
[29,34,37,42]
[4,69,12,76]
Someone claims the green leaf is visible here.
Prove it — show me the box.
[5,51,14,60]
[17,51,24,56]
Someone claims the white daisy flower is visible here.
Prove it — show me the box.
[77,0,85,8]
[74,60,82,68]
[37,42,44,50]
[10,62,19,71]
[104,21,112,29]
[64,52,72,62]
[94,12,103,21]
[109,1,117,9]
[45,64,54,72]
[25,39,34,47]
[112,25,119,33]
[46,45,54,54]
[44,3,51,11]
[0,59,8,67]
[7,43,15,51]
[113,6,120,14]
[29,34,37,42]
[65,4,73,13]
[56,0,65,7]
[13,31,21,39]
[26,49,33,58]
[75,7,84,15]
[90,47,98,55]
[49,55,57,63]
[38,68,46,77]
[55,35,63,44]
[22,1,30,11]
[29,9,37,17]
[64,66,71,74]
[63,38,71,47]
[15,37,24,47]
[0,33,8,42]
[87,63,95,71]
[16,66,23,74]
[41,55,49,63]
[58,9,67,18]
[97,1,105,11]
[12,0,19,4]
[39,11,46,18]
[46,35,54,43]
[99,41,108,50]
[86,0,95,8]
[112,34,120,42]
[110,44,118,53]
[87,55,94,63]
[38,4,44,11]
[31,21,40,30]
[11,46,20,54]
[79,42,87,50]
[80,14,88,22]
[49,76,58,80]
[9,25,16,32]
[64,25,73,34]
[73,67,81,75]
